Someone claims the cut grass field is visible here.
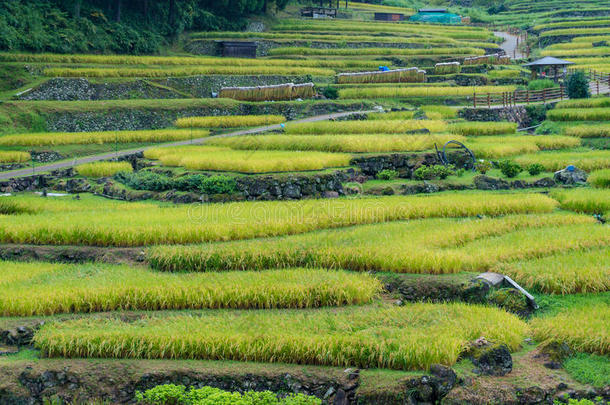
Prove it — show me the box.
[76,161,133,178]
[515,150,610,171]
[0,192,559,247]
[0,128,210,146]
[208,134,463,153]
[175,115,285,128]
[339,86,516,99]
[147,213,607,280]
[143,146,351,173]
[33,302,528,370]
[495,248,610,294]
[0,263,380,316]
[284,120,447,134]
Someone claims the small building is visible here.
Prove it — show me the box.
[410,8,462,24]
[300,7,337,18]
[523,56,574,81]
[374,12,405,21]
[221,41,257,58]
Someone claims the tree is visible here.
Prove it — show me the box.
[566,71,590,99]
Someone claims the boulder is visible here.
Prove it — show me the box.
[470,342,513,376]
[532,177,556,188]
[553,166,587,185]
[474,175,510,190]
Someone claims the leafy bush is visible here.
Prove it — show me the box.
[535,121,561,135]
[475,160,493,174]
[566,72,590,99]
[199,176,237,195]
[135,384,322,405]
[322,86,339,99]
[413,165,454,180]
[116,171,174,192]
[528,79,557,91]
[498,160,522,178]
[376,169,399,180]
[527,163,545,176]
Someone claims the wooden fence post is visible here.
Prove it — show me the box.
[487,93,490,109]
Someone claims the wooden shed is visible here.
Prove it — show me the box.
[221,41,258,58]
[374,12,405,21]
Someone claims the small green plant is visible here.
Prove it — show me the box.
[475,160,493,174]
[528,79,557,91]
[198,175,237,195]
[566,72,590,99]
[322,86,338,99]
[535,121,561,135]
[413,165,454,180]
[498,160,522,178]
[527,163,545,176]
[377,169,399,180]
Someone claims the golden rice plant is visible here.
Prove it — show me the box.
[219,83,315,101]
[551,188,610,214]
[540,27,610,38]
[0,129,210,146]
[208,134,464,153]
[337,68,425,84]
[144,146,351,173]
[496,248,610,294]
[434,62,461,75]
[175,115,285,128]
[531,304,609,354]
[547,108,610,121]
[564,124,610,138]
[588,169,610,188]
[44,66,335,78]
[367,110,416,120]
[541,47,610,57]
[285,120,447,134]
[0,151,30,163]
[33,302,528,370]
[463,54,510,65]
[466,136,579,158]
[534,19,610,31]
[421,105,458,119]
[269,47,483,56]
[0,192,558,247]
[515,150,610,172]
[147,213,605,275]
[76,162,133,178]
[556,97,610,109]
[448,121,517,136]
[339,85,516,99]
[0,263,380,316]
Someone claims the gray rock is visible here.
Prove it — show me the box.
[532,177,556,188]
[474,175,510,190]
[471,343,513,376]
[553,166,588,185]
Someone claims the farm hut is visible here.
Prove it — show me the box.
[523,56,574,82]
[221,41,258,58]
[410,8,462,24]
[374,12,405,21]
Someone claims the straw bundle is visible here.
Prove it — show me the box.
[336,67,426,84]
[219,83,315,101]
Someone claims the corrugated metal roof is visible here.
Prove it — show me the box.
[418,8,447,13]
[523,56,575,67]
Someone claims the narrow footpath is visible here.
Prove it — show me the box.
[494,31,524,59]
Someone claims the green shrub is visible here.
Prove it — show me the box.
[377,169,399,180]
[535,121,561,135]
[199,175,237,195]
[498,160,522,178]
[566,72,590,99]
[527,163,545,176]
[413,165,454,180]
[115,171,174,192]
[528,79,557,91]
[322,86,338,100]
[135,384,321,405]
[475,160,493,174]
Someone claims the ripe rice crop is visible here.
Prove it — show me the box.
[541,47,610,57]
[144,146,351,173]
[338,86,516,99]
[44,66,335,78]
[367,110,416,120]
[463,54,510,65]
[0,129,210,146]
[284,120,447,134]
[208,134,463,153]
[488,70,522,79]
[76,162,133,178]
[556,97,610,109]
[0,151,30,163]
[421,105,458,119]
[448,122,517,136]
[540,27,610,38]
[531,304,609,354]
[515,150,610,171]
[588,169,610,188]
[34,302,528,370]
[564,124,610,138]
[551,188,610,214]
[175,115,285,128]
[337,68,426,84]
[466,136,580,158]
[496,248,610,294]
[268,47,483,56]
[219,83,314,101]
[147,212,600,274]
[0,263,379,316]
[534,19,610,31]
[0,192,558,247]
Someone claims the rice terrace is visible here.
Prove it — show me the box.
[0,0,609,404]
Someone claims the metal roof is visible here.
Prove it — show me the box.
[417,8,447,13]
[523,56,575,67]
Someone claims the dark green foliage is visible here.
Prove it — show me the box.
[376,169,399,180]
[526,104,552,127]
[563,353,610,388]
[116,171,238,195]
[413,165,454,181]
[198,175,237,194]
[566,72,591,100]
[322,86,339,100]
[527,163,545,176]
[498,160,522,178]
[528,79,557,91]
[487,288,529,314]
[475,160,492,174]
[535,121,561,135]
[115,171,174,192]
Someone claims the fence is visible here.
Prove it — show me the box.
[569,68,610,97]
[473,86,567,108]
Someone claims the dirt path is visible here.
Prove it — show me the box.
[0,110,374,180]
[494,31,524,59]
